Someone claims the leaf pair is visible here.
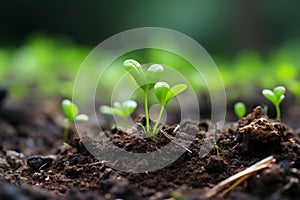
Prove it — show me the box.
[124,59,164,92]
[154,82,187,106]
[100,100,137,118]
[262,86,286,121]
[262,86,286,105]
[61,99,89,123]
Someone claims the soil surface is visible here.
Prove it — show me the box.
[0,94,300,200]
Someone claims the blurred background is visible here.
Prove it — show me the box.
[2,0,300,55]
[0,0,300,123]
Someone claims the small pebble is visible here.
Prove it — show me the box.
[27,155,56,171]
[5,150,25,169]
[0,157,9,169]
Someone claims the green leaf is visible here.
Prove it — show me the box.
[100,105,123,117]
[100,100,137,118]
[262,89,276,103]
[154,82,170,106]
[112,108,126,117]
[166,84,187,103]
[278,94,285,104]
[113,102,122,109]
[273,86,286,98]
[123,59,143,73]
[154,82,187,106]
[75,114,89,122]
[62,99,78,121]
[273,86,286,104]
[100,105,114,115]
[122,100,137,115]
[234,102,246,119]
[143,64,164,91]
[123,59,145,87]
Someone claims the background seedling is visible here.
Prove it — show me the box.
[100,100,137,128]
[153,82,187,137]
[61,99,89,142]
[234,102,246,119]
[171,191,186,200]
[124,59,164,133]
[262,86,286,121]
[263,104,269,116]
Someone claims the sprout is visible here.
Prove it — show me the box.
[100,100,137,127]
[124,59,164,133]
[152,82,187,137]
[263,104,269,116]
[61,99,89,142]
[234,102,246,119]
[262,86,286,121]
[123,59,187,137]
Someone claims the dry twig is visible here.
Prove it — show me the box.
[206,156,275,198]
[159,129,192,153]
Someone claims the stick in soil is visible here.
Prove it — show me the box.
[159,129,192,153]
[205,156,275,198]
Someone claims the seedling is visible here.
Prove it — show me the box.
[153,82,187,137]
[234,102,246,119]
[214,141,220,157]
[100,100,137,127]
[212,123,221,157]
[202,121,221,157]
[263,104,268,116]
[124,59,164,133]
[61,99,89,142]
[171,191,186,200]
[262,86,286,121]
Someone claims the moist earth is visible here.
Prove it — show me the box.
[0,97,300,200]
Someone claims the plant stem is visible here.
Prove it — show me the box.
[144,92,150,133]
[275,104,280,121]
[152,105,165,137]
[214,142,220,157]
[64,121,70,143]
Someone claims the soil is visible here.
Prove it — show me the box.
[0,92,300,200]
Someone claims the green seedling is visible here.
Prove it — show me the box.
[263,104,269,116]
[153,82,187,137]
[124,59,164,133]
[262,86,286,121]
[61,99,89,142]
[202,121,221,157]
[214,140,220,157]
[171,191,186,200]
[100,100,137,127]
[234,102,246,119]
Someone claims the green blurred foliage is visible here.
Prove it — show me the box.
[0,35,89,98]
[0,35,299,102]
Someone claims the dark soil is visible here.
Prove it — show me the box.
[0,94,300,200]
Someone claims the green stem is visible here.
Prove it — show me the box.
[64,121,70,143]
[144,92,150,133]
[152,105,165,137]
[214,142,220,157]
[275,104,280,121]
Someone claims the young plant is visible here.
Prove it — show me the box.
[262,86,286,121]
[61,99,89,142]
[234,102,246,119]
[124,59,164,133]
[263,104,269,116]
[100,100,137,127]
[153,82,187,137]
